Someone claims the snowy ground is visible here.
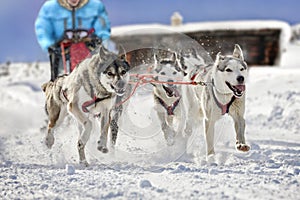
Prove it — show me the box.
[0,44,300,199]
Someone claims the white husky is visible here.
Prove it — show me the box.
[183,44,250,156]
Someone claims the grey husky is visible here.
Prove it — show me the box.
[41,46,130,166]
[183,44,250,156]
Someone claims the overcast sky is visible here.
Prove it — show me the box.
[1,0,300,63]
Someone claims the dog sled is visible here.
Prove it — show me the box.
[48,28,101,80]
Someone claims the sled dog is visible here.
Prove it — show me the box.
[41,46,130,166]
[187,44,250,156]
[152,53,184,145]
[179,49,210,135]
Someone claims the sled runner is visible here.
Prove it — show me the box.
[48,28,101,80]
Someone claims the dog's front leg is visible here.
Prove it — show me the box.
[181,85,193,136]
[45,112,58,149]
[110,95,123,146]
[97,110,111,153]
[184,86,200,135]
[157,111,175,146]
[233,115,250,152]
[204,118,215,156]
[68,101,92,166]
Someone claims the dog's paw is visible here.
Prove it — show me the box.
[207,154,217,166]
[45,134,54,149]
[79,160,89,167]
[111,135,117,146]
[97,146,109,153]
[236,142,250,152]
[165,134,175,146]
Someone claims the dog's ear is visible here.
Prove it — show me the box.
[191,47,198,58]
[216,52,225,61]
[152,54,159,70]
[214,52,224,71]
[118,53,127,61]
[116,44,128,61]
[99,45,109,59]
[154,65,162,73]
[232,44,244,61]
[170,52,176,62]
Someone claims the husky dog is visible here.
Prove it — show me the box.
[41,46,130,166]
[152,52,184,145]
[179,49,211,136]
[188,44,250,156]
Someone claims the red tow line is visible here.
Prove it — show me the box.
[114,73,207,108]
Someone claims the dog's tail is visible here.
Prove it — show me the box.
[41,81,53,116]
[41,81,53,93]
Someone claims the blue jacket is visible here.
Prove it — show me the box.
[35,0,111,52]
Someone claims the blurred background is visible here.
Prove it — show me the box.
[0,0,299,63]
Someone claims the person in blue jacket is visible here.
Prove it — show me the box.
[35,0,111,80]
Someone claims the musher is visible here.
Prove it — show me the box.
[35,0,111,80]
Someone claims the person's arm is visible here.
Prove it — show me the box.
[93,2,111,41]
[35,4,56,52]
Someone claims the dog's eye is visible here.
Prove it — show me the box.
[107,71,114,76]
[225,68,233,72]
[121,70,127,75]
[161,72,166,76]
[173,71,177,75]
[240,68,245,71]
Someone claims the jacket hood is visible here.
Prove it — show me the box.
[58,0,89,10]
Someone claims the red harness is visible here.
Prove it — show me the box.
[155,96,181,115]
[81,95,111,113]
[211,85,236,115]
[213,94,235,115]
[155,87,181,116]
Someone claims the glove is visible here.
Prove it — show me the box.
[48,45,61,55]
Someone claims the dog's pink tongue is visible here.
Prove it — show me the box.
[236,85,245,91]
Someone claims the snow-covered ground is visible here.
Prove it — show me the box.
[0,43,300,199]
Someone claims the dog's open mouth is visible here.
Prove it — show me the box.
[225,81,245,98]
[163,85,178,97]
[115,88,126,96]
[111,84,127,96]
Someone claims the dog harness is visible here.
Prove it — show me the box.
[60,87,112,113]
[211,85,236,115]
[155,86,181,116]
[155,96,181,116]
[82,94,112,113]
[211,79,236,115]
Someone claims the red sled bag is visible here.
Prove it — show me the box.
[69,42,91,71]
[60,28,99,74]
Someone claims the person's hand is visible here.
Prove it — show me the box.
[48,45,61,55]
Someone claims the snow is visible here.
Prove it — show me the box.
[0,42,300,199]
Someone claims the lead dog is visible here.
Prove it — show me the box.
[41,46,130,166]
[186,44,250,156]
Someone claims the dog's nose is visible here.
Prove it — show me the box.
[167,79,174,86]
[237,76,244,83]
[116,80,126,89]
